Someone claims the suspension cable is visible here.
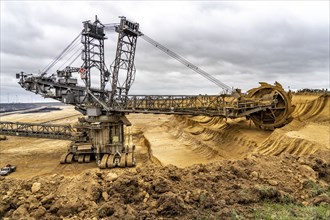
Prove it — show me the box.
[141,34,232,91]
[41,32,82,76]
[67,49,83,67]
[58,44,83,70]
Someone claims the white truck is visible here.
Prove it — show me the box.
[0,165,16,176]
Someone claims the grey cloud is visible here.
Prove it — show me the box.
[1,1,329,103]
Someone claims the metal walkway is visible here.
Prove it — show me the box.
[0,121,73,140]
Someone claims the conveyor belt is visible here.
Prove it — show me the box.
[0,121,73,140]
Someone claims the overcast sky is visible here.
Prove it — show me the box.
[1,1,329,103]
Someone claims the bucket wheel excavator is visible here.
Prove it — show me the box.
[1,16,294,168]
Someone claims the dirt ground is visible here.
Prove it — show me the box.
[0,93,329,219]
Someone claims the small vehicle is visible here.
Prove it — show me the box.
[0,164,16,176]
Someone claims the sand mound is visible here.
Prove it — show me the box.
[256,127,325,156]
[166,94,329,160]
[256,94,330,156]
[292,94,329,123]
[167,116,260,159]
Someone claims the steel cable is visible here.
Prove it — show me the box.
[41,32,82,76]
[58,44,83,70]
[141,34,231,91]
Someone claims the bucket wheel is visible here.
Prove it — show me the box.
[247,82,295,129]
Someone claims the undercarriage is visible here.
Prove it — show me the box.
[58,114,136,168]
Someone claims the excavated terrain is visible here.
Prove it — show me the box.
[0,93,329,219]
